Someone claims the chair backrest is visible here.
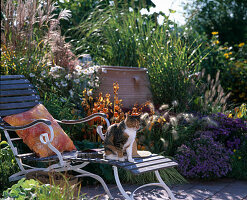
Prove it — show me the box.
[0,75,41,125]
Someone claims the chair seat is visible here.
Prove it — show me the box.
[18,149,178,175]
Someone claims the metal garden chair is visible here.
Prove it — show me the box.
[0,75,178,200]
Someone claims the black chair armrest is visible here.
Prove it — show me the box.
[0,119,52,131]
[56,113,109,125]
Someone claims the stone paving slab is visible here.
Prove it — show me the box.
[81,179,247,200]
[208,181,247,200]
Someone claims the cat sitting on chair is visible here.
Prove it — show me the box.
[104,113,141,162]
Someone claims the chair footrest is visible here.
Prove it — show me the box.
[15,152,35,158]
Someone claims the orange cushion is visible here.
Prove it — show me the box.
[3,104,76,157]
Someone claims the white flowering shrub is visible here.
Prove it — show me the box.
[29,63,100,106]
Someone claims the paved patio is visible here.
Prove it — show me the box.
[81,178,247,200]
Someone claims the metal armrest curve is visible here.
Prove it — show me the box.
[56,113,110,127]
[0,119,52,131]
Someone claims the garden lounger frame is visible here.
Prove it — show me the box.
[0,75,177,200]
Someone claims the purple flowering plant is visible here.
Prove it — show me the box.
[206,113,247,152]
[175,132,231,179]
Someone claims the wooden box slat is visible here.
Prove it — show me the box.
[0,84,34,91]
[0,95,40,103]
[0,75,25,80]
[0,79,30,85]
[97,66,152,108]
[0,89,37,97]
[0,101,39,110]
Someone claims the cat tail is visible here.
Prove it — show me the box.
[96,126,105,141]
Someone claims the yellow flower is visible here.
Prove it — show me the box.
[237,111,242,118]
[213,40,219,45]
[233,149,236,152]
[238,156,242,160]
[228,114,233,118]
[239,93,245,98]
[238,42,245,48]
[229,52,233,55]
[212,31,219,35]
[224,53,229,57]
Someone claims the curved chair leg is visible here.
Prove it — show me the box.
[113,166,177,200]
[113,166,132,200]
[155,170,176,200]
[74,168,114,200]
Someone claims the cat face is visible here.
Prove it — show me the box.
[125,114,141,130]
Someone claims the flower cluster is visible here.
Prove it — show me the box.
[81,82,126,142]
[175,133,231,179]
[206,113,247,150]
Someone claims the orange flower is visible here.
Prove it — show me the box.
[238,42,245,48]
[148,123,154,131]
[141,146,146,150]
[115,105,120,111]
[114,112,118,117]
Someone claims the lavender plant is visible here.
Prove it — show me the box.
[175,133,231,179]
[206,113,247,152]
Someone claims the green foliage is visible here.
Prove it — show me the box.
[121,167,187,185]
[75,4,155,66]
[145,36,208,110]
[3,178,39,199]
[3,177,82,200]
[199,33,247,104]
[76,4,208,111]
[55,0,154,41]
[0,141,19,194]
[185,0,247,45]
[229,140,247,180]
[184,1,247,105]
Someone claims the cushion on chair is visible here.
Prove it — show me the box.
[3,104,76,157]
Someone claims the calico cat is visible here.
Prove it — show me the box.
[104,114,141,162]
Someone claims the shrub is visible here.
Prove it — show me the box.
[0,141,19,194]
[175,133,231,179]
[199,32,247,104]
[229,140,247,180]
[207,113,247,152]
[3,177,82,200]
[75,3,209,112]
[1,0,100,114]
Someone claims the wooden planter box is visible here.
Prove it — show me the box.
[97,66,152,108]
